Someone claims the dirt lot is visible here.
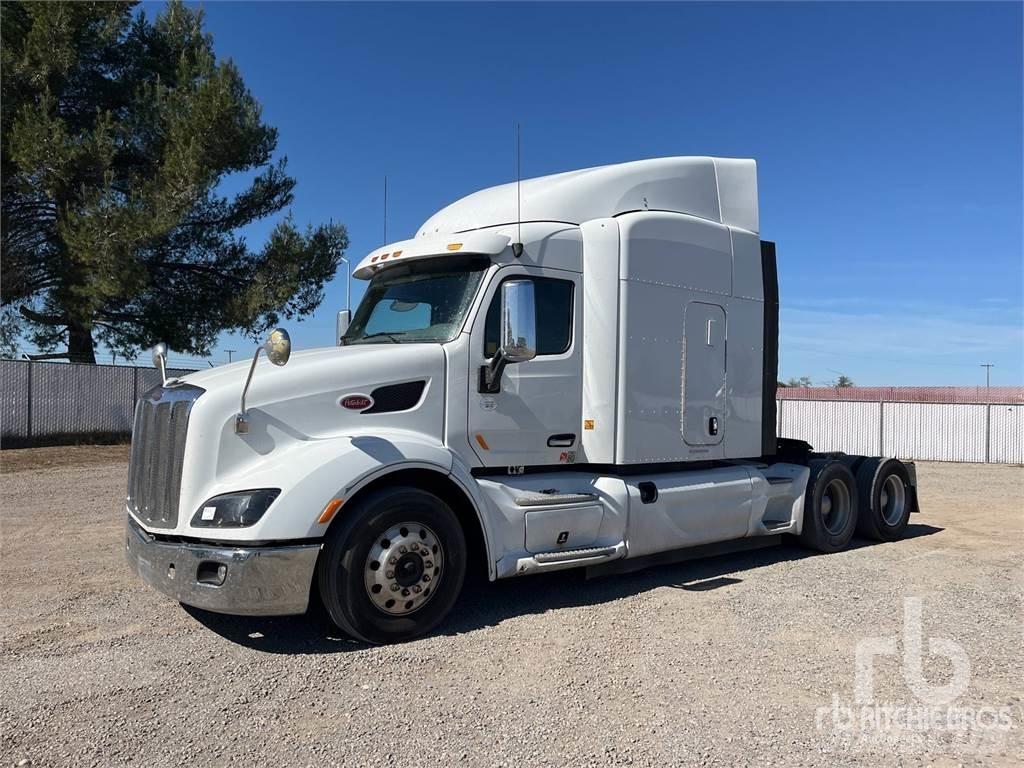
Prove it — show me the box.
[1,446,1021,767]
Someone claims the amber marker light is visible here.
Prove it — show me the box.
[317,498,344,524]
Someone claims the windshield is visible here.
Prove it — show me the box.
[343,257,488,345]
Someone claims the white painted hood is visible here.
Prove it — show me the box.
[177,342,447,456]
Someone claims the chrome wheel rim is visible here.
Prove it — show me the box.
[820,478,852,535]
[880,474,906,526]
[364,522,443,615]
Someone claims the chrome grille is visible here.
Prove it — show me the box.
[127,384,203,528]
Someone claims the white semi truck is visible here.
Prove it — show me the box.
[125,157,919,643]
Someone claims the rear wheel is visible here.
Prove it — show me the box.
[855,458,912,542]
[318,486,466,644]
[799,460,859,553]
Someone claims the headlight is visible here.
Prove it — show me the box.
[191,489,280,528]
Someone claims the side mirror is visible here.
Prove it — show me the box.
[263,327,291,366]
[499,280,537,363]
[336,310,351,345]
[480,279,536,393]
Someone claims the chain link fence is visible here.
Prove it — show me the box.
[1,360,196,447]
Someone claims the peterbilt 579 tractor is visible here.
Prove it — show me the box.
[125,157,919,643]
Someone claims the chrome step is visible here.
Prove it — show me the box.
[534,545,616,563]
[515,492,599,507]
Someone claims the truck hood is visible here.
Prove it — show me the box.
[178,342,447,446]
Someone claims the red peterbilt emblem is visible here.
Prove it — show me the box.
[340,394,374,411]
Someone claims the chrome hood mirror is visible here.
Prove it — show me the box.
[263,327,291,366]
[151,342,168,385]
[236,328,292,434]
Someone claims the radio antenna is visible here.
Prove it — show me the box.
[383,174,388,244]
[512,122,523,258]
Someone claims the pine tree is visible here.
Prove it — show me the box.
[1,1,347,362]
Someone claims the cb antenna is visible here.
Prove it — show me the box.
[512,122,523,258]
[383,174,388,244]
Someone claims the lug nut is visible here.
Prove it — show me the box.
[385,570,394,579]
[412,585,422,593]
[422,574,431,582]
[391,584,400,592]
[402,588,410,597]
[389,556,397,564]
[424,561,433,569]
[400,545,408,554]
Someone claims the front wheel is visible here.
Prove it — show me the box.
[317,486,466,644]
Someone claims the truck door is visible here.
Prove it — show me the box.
[682,301,726,446]
[468,268,582,468]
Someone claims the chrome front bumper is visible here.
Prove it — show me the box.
[125,517,320,616]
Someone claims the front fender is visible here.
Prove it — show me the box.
[184,430,455,541]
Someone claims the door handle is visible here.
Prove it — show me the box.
[547,434,576,447]
[708,417,719,436]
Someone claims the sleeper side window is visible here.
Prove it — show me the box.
[483,276,574,358]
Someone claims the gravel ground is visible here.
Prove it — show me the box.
[1,446,1021,767]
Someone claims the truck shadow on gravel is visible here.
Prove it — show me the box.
[184,523,942,654]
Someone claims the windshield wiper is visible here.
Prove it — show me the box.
[353,331,403,343]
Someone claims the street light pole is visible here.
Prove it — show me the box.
[225,349,236,363]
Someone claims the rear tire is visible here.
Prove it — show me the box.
[799,460,859,553]
[318,486,466,644]
[855,458,912,542]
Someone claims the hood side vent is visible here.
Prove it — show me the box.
[365,381,426,414]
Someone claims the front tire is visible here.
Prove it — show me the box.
[318,486,466,644]
[799,460,859,553]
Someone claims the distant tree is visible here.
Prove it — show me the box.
[1,1,347,363]
[835,374,855,388]
[786,376,813,388]
[0,306,19,358]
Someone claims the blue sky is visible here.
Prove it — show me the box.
[166,1,1022,385]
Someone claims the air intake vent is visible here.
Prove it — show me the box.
[365,381,426,414]
[127,384,203,528]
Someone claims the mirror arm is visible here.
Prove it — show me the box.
[480,351,508,394]
[235,346,263,434]
[156,355,167,387]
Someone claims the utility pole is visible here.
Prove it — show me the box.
[225,349,236,363]
[981,363,994,402]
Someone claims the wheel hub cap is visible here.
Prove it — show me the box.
[364,522,443,615]
[880,474,906,526]
[821,478,851,535]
